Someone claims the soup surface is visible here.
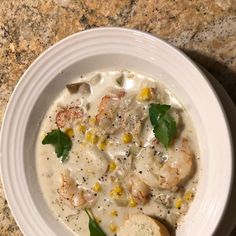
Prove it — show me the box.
[36,69,199,235]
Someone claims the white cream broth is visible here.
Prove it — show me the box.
[36,69,199,235]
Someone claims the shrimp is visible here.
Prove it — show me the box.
[127,174,150,205]
[135,139,193,191]
[95,90,125,133]
[59,170,97,209]
[56,106,84,128]
[157,138,193,190]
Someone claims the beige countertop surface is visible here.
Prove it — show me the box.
[0,0,235,235]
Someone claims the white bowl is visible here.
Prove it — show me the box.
[0,28,233,236]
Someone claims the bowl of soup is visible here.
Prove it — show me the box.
[0,28,232,236]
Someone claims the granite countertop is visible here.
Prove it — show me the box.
[0,0,235,235]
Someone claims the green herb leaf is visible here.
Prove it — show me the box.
[149,103,177,148]
[149,104,170,127]
[84,209,106,236]
[42,129,72,162]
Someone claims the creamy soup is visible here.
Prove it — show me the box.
[36,69,199,236]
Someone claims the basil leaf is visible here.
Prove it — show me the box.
[42,129,72,162]
[85,209,106,236]
[149,104,177,148]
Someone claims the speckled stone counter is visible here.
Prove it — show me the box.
[0,0,235,235]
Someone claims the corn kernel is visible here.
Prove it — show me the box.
[111,210,118,217]
[93,182,101,192]
[77,124,86,134]
[175,198,183,209]
[138,87,151,101]
[184,191,194,201]
[109,161,117,172]
[110,187,123,198]
[65,128,74,138]
[129,197,137,207]
[122,133,133,144]
[98,139,107,151]
[89,117,96,125]
[85,131,98,144]
[113,185,123,195]
[98,141,106,150]
[110,223,117,233]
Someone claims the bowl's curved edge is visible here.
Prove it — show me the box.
[199,66,236,236]
[0,27,233,236]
